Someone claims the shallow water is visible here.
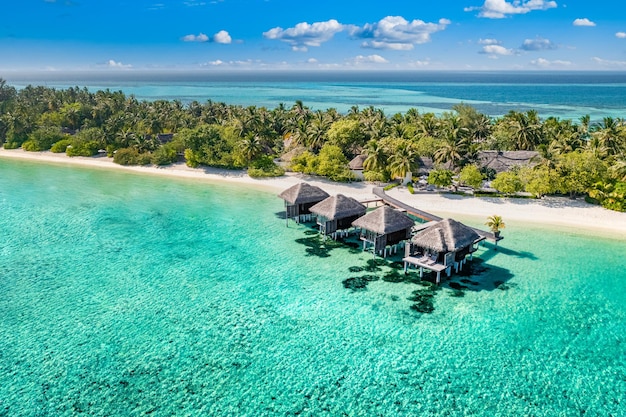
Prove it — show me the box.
[0,159,625,416]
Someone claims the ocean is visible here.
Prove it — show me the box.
[5,70,626,121]
[0,158,624,416]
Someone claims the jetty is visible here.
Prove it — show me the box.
[372,187,502,244]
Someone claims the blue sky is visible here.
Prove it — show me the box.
[1,0,625,72]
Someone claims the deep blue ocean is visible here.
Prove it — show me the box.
[5,70,626,121]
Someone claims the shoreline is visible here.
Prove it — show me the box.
[1,148,625,239]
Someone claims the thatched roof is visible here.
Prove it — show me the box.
[477,151,539,173]
[348,154,367,170]
[278,183,330,205]
[411,218,480,253]
[309,194,366,220]
[352,206,415,235]
[278,146,307,163]
[416,157,435,174]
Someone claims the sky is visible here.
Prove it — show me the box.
[1,0,626,73]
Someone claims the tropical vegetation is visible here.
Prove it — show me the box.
[0,79,625,210]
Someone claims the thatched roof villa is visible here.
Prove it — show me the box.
[309,194,366,238]
[278,182,329,224]
[351,205,415,257]
[404,218,486,284]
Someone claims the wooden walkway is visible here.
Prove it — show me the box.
[372,187,502,243]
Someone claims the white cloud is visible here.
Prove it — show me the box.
[521,37,556,51]
[107,60,132,69]
[208,60,223,66]
[352,54,389,64]
[530,58,571,67]
[213,30,231,44]
[350,16,450,50]
[465,0,557,19]
[592,57,626,68]
[263,19,344,51]
[182,33,209,42]
[307,58,318,64]
[616,32,626,39]
[480,44,514,56]
[573,18,596,27]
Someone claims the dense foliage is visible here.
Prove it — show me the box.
[1,79,625,211]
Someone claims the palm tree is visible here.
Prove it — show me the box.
[362,140,387,173]
[485,215,505,237]
[388,140,417,184]
[238,134,263,163]
[506,110,543,150]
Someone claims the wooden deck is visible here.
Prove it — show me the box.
[402,255,449,284]
[373,187,503,244]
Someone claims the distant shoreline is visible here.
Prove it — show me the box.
[2,148,625,239]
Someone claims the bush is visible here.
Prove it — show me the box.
[428,169,453,188]
[491,171,523,194]
[23,127,65,151]
[113,148,146,165]
[407,182,415,194]
[151,145,178,166]
[247,155,286,178]
[66,140,98,157]
[51,139,72,153]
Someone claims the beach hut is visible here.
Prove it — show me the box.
[278,183,330,225]
[352,205,415,257]
[309,194,366,238]
[406,218,484,282]
[348,154,367,180]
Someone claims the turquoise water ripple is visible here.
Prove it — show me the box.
[1,159,625,416]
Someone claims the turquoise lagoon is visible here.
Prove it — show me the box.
[1,159,625,416]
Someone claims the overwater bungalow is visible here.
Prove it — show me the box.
[351,205,415,257]
[278,183,330,224]
[404,218,485,284]
[309,194,366,239]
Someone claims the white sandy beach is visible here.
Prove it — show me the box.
[1,148,625,238]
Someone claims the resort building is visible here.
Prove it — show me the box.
[309,194,366,239]
[351,205,415,257]
[278,182,329,224]
[404,218,485,284]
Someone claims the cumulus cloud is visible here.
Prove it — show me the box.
[615,32,626,39]
[480,44,514,56]
[213,30,232,44]
[181,31,232,43]
[465,0,557,19]
[530,58,571,67]
[182,33,209,42]
[350,16,450,50]
[263,19,344,52]
[107,60,132,69]
[573,18,596,27]
[521,37,556,51]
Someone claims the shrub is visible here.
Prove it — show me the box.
[407,182,415,194]
[113,148,142,165]
[66,140,98,157]
[247,155,286,178]
[51,139,72,153]
[459,164,484,189]
[151,145,178,166]
[491,171,523,194]
[428,169,453,188]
